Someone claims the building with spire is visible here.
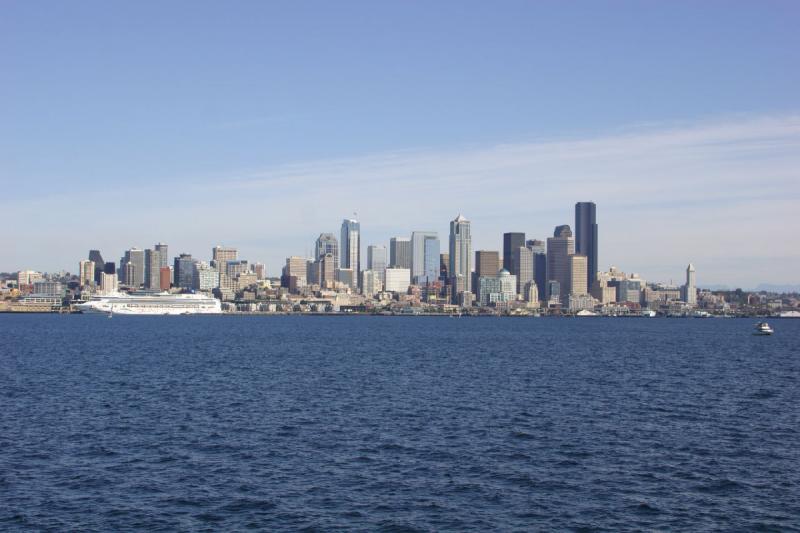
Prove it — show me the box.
[683,263,697,306]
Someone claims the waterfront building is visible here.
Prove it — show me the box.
[568,293,597,312]
[478,269,517,306]
[569,255,589,297]
[385,267,411,293]
[79,260,95,288]
[546,225,575,304]
[411,231,440,284]
[340,218,360,281]
[503,233,525,276]
[575,202,598,290]
[315,233,339,270]
[361,269,382,297]
[367,245,387,284]
[32,280,64,297]
[448,214,472,294]
[389,237,412,268]
[155,243,169,269]
[513,246,534,296]
[193,261,219,291]
[174,254,196,289]
[683,263,697,306]
[88,250,105,284]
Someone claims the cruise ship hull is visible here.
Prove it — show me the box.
[77,292,222,315]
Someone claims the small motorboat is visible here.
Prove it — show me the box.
[753,322,774,335]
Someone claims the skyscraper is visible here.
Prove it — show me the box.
[79,260,95,287]
[683,263,697,306]
[145,248,161,289]
[474,250,500,293]
[503,233,525,275]
[513,246,534,296]
[389,237,412,268]
[88,250,105,284]
[155,243,169,269]
[340,218,361,279]
[315,233,339,270]
[449,214,472,294]
[174,253,196,289]
[367,245,387,284]
[411,231,440,284]
[122,248,145,288]
[527,239,547,297]
[546,225,575,303]
[568,254,588,297]
[575,202,598,290]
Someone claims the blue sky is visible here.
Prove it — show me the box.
[2,1,799,287]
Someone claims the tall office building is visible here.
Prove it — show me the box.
[683,263,697,306]
[546,225,575,303]
[513,246,534,296]
[174,253,196,289]
[449,214,472,294]
[88,250,105,284]
[389,237,412,268]
[79,260,95,287]
[315,233,339,270]
[367,245,387,284]
[503,233,525,275]
[575,202,598,290]
[144,248,161,289]
[526,239,547,296]
[475,250,500,276]
[316,253,336,288]
[122,248,145,288]
[155,243,169,269]
[212,246,238,270]
[411,231,440,284]
[568,255,589,297]
[340,218,361,278]
[283,256,309,291]
[439,253,450,282]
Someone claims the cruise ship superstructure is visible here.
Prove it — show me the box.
[77,291,222,315]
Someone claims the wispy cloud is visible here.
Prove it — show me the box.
[5,114,800,287]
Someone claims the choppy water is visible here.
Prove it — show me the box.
[1,315,799,531]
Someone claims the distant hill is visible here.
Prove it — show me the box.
[754,284,800,293]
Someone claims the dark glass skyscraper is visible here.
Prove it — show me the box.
[503,233,525,275]
[575,202,598,290]
[88,250,105,284]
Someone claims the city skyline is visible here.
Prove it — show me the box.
[3,3,799,287]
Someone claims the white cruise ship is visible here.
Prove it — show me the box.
[77,291,222,315]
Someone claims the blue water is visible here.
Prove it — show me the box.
[1,315,799,531]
